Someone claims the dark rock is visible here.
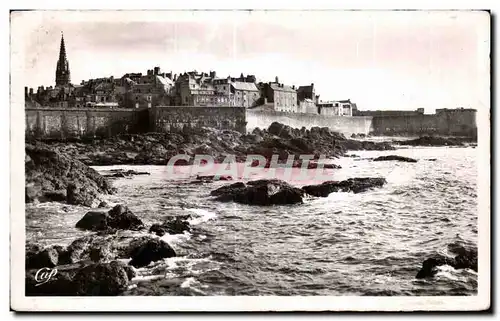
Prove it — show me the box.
[107,204,144,230]
[291,160,341,169]
[98,201,109,208]
[26,247,59,269]
[373,155,418,163]
[72,261,130,295]
[210,182,246,197]
[149,224,167,237]
[127,237,177,268]
[75,211,109,231]
[103,169,150,178]
[75,205,144,231]
[63,235,116,264]
[195,175,233,182]
[415,247,478,279]
[67,183,99,207]
[41,191,67,202]
[211,179,304,206]
[268,122,294,139]
[400,136,469,147]
[149,215,191,236]
[25,143,114,206]
[302,177,387,197]
[26,261,132,296]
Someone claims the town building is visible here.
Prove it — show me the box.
[260,77,298,112]
[213,74,260,107]
[317,99,354,116]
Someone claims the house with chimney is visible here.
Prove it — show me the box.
[260,77,298,112]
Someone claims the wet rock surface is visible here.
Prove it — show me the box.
[415,245,478,279]
[75,204,144,231]
[373,155,418,163]
[29,122,395,167]
[149,215,191,236]
[102,169,150,178]
[26,260,132,296]
[398,136,475,147]
[211,179,305,206]
[25,230,178,296]
[302,177,388,197]
[25,143,114,206]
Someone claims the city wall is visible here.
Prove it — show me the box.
[25,106,477,140]
[370,111,477,137]
[246,109,373,135]
[151,106,247,134]
[25,107,150,139]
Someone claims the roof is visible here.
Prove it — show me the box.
[155,75,174,86]
[337,99,351,104]
[270,83,296,93]
[231,82,259,92]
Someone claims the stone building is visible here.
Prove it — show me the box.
[125,68,174,108]
[317,99,354,116]
[177,71,219,106]
[260,77,298,112]
[213,75,260,107]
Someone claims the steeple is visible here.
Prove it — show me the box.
[55,32,70,86]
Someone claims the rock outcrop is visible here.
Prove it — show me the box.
[30,122,395,167]
[373,155,418,163]
[25,261,132,296]
[399,136,473,147]
[125,237,177,268]
[415,245,478,279]
[25,143,114,206]
[211,179,305,206]
[75,204,144,231]
[149,215,191,236]
[302,177,387,197]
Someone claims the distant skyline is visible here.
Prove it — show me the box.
[14,10,489,112]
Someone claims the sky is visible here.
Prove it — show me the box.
[13,10,490,112]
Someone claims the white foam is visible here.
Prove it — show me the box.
[185,208,217,225]
[160,230,192,244]
[180,277,197,288]
[435,265,468,282]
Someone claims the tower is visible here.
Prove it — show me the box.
[55,32,71,86]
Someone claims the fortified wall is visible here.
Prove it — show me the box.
[25,107,150,139]
[370,109,477,137]
[25,106,477,140]
[150,106,247,134]
[246,109,373,135]
[25,106,247,139]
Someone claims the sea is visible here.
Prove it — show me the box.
[25,145,478,296]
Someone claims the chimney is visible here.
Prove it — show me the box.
[210,71,216,78]
[24,87,28,96]
[275,76,279,83]
[29,88,33,96]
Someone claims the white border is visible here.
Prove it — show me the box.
[9,4,492,312]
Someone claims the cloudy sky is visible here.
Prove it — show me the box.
[13,10,489,112]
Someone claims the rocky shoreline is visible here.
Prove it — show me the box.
[25,122,477,295]
[26,122,395,166]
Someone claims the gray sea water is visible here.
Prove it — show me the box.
[26,146,478,296]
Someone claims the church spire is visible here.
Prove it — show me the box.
[55,32,70,86]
